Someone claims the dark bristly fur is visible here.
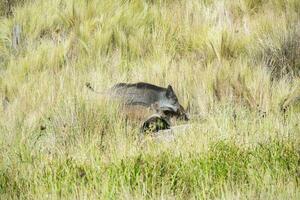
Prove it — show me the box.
[111,82,189,120]
[86,82,189,121]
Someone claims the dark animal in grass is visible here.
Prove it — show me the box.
[110,82,189,120]
[86,82,189,132]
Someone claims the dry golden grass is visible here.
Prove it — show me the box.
[0,0,300,199]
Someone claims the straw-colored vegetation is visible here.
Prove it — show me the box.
[0,0,300,199]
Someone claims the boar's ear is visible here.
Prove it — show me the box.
[166,85,174,97]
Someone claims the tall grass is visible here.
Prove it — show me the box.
[0,0,300,199]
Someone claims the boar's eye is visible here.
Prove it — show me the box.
[172,99,178,105]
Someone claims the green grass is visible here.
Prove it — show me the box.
[0,139,299,199]
[0,0,300,199]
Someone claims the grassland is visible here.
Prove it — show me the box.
[0,0,300,199]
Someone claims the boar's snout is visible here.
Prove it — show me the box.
[162,106,189,121]
[179,112,189,121]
